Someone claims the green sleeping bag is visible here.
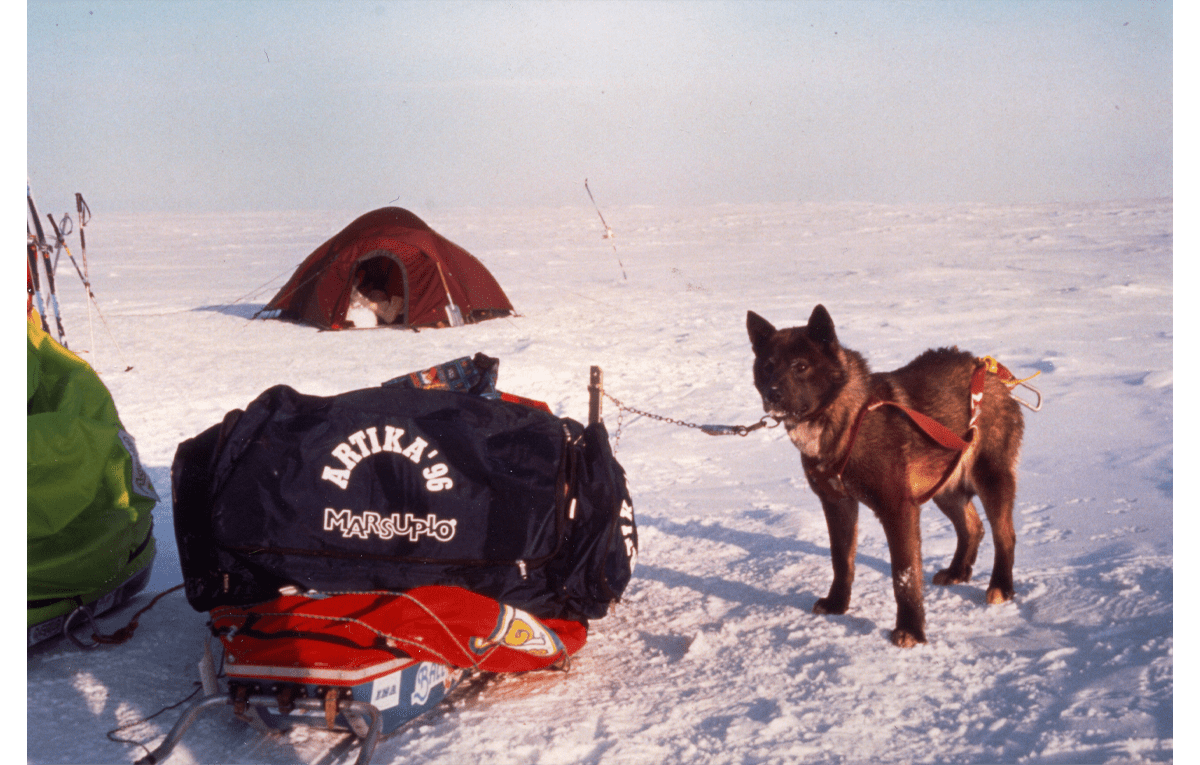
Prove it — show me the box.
[27,310,156,647]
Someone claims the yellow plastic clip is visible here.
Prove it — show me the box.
[980,356,1043,411]
[981,356,1042,387]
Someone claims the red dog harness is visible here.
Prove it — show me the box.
[823,358,1028,504]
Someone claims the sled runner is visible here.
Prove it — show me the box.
[147,356,635,764]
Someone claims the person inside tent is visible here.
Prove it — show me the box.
[346,261,404,327]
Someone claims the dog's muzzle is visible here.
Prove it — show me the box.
[760,385,810,421]
[761,384,784,407]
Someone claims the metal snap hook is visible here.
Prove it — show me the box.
[63,605,100,650]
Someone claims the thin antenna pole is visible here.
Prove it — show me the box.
[584,179,626,280]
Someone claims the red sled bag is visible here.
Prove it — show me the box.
[138,592,587,759]
[171,382,636,624]
[212,585,589,676]
[208,586,587,737]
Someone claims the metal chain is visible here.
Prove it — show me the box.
[603,391,707,431]
[601,390,779,447]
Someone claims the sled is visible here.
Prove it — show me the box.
[145,357,633,764]
[138,586,587,765]
[139,585,581,765]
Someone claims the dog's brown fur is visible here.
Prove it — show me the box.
[747,305,1024,647]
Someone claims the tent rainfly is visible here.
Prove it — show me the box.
[264,207,513,330]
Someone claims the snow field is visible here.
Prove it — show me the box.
[29,200,1171,764]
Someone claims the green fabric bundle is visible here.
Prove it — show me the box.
[27,311,156,633]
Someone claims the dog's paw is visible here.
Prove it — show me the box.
[889,628,927,648]
[933,567,972,586]
[813,596,849,615]
[986,586,1014,604]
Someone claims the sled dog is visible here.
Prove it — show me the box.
[747,305,1024,647]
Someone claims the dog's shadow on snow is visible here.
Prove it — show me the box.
[632,561,881,645]
[635,563,807,610]
[633,514,892,617]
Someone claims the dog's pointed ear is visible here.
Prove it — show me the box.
[747,311,775,350]
[806,304,839,349]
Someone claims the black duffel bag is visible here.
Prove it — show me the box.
[171,383,636,623]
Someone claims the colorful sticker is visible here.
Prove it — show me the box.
[470,604,565,658]
[410,663,450,706]
[370,669,403,711]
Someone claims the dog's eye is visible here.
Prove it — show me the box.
[791,360,809,373]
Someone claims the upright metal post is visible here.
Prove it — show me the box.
[588,366,603,426]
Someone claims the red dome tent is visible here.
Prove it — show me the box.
[264,208,513,330]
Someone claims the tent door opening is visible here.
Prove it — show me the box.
[346,250,409,328]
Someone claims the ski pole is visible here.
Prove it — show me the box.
[50,213,99,359]
[27,183,68,347]
[28,244,50,330]
[75,194,91,271]
[75,194,98,360]
[27,239,50,332]
[49,214,133,373]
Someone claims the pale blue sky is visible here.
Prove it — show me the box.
[26,0,1172,213]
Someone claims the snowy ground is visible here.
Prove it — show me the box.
[27,200,1172,764]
